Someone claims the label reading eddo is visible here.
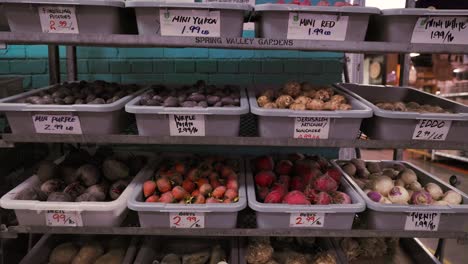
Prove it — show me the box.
[290,212,325,227]
[287,13,348,40]
[45,210,83,227]
[32,114,83,134]
[411,16,468,44]
[404,212,440,231]
[294,117,330,139]
[169,212,205,228]
[412,119,452,141]
[38,6,79,34]
[159,9,221,37]
[169,114,206,136]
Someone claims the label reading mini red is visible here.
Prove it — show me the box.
[169,212,205,228]
[32,114,83,134]
[294,117,330,139]
[412,119,452,141]
[404,212,440,231]
[287,13,349,40]
[38,6,79,34]
[45,210,83,226]
[290,212,325,227]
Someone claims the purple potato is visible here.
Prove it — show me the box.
[221,97,235,106]
[181,101,198,108]
[163,96,179,107]
[214,101,223,107]
[197,101,208,108]
[206,95,220,106]
[187,93,206,102]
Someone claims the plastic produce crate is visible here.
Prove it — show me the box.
[0,84,144,135]
[367,9,468,43]
[0,0,128,34]
[336,83,468,141]
[332,160,468,232]
[125,87,249,137]
[126,1,251,36]
[0,76,23,99]
[20,234,139,264]
[134,236,238,264]
[128,155,247,228]
[254,4,380,40]
[246,159,365,229]
[249,85,373,139]
[0,151,153,227]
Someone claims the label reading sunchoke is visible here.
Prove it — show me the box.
[404,212,440,231]
[293,117,330,139]
[159,9,221,37]
[290,212,325,227]
[169,114,206,136]
[412,119,452,141]
[170,212,205,228]
[411,16,468,44]
[32,114,83,134]
[38,6,79,34]
[287,13,349,40]
[45,210,83,226]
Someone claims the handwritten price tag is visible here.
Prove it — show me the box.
[159,9,220,37]
[412,119,451,141]
[411,16,468,44]
[404,212,440,231]
[38,6,79,34]
[287,13,348,40]
[169,114,205,136]
[45,210,83,227]
[203,0,255,5]
[32,114,82,134]
[170,212,205,228]
[294,117,330,139]
[290,212,325,227]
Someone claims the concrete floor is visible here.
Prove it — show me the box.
[361,149,468,264]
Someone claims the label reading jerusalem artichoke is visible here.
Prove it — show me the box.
[404,212,440,231]
[38,6,79,34]
[45,210,83,227]
[290,212,325,227]
[169,114,206,136]
[411,16,468,44]
[412,119,452,141]
[159,9,221,37]
[170,212,205,228]
[287,13,349,40]
[293,117,330,139]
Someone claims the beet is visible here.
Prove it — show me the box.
[76,164,101,187]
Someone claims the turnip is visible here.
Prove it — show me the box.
[388,186,410,204]
[411,191,432,205]
[395,179,405,187]
[373,176,394,196]
[442,190,462,205]
[424,183,443,200]
[381,197,392,204]
[382,168,397,179]
[363,189,372,194]
[407,189,414,198]
[367,191,384,203]
[433,200,449,206]
[409,181,423,191]
[399,169,417,185]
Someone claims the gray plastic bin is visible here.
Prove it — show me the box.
[332,160,468,232]
[336,83,468,141]
[134,236,238,264]
[0,84,144,135]
[0,0,126,34]
[249,85,373,139]
[254,4,380,40]
[128,155,247,228]
[367,9,468,43]
[126,1,251,36]
[246,159,365,229]
[125,88,249,137]
[0,76,23,99]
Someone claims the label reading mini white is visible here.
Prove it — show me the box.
[290,212,325,227]
[404,212,440,231]
[411,16,468,44]
[159,9,220,37]
[169,114,206,136]
[32,114,83,134]
[170,212,205,228]
[412,119,452,141]
[294,117,330,139]
[46,210,83,227]
[203,0,255,4]
[38,6,79,34]
[287,13,349,40]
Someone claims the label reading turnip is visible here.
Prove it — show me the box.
[404,212,440,231]
[38,6,79,34]
[290,212,325,227]
[412,119,452,141]
[159,9,220,37]
[169,114,205,136]
[287,13,349,40]
[45,210,83,227]
[170,212,205,228]
[293,117,330,139]
[32,114,83,134]
[411,16,468,44]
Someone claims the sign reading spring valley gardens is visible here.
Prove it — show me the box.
[159,9,221,37]
[411,16,468,44]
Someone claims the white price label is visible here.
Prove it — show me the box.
[170,212,205,228]
[411,16,468,44]
[32,114,83,134]
[404,212,440,231]
[287,13,348,40]
[159,9,221,37]
[169,114,206,136]
[45,210,83,226]
[412,119,451,141]
[290,212,325,227]
[294,117,330,139]
[38,6,79,34]
[203,0,255,5]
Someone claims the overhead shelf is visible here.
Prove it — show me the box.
[0,32,467,53]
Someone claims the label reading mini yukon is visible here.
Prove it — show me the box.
[411,16,468,44]
[170,212,205,228]
[294,117,330,139]
[32,114,83,134]
[287,13,348,40]
[38,6,79,33]
[160,9,220,37]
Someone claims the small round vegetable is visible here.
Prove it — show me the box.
[399,169,417,185]
[424,183,444,200]
[411,190,432,205]
[367,191,384,203]
[283,81,302,97]
[275,95,294,109]
[305,99,325,110]
[442,190,462,205]
[257,95,271,107]
[433,200,449,206]
[289,103,306,110]
[373,176,394,196]
[388,186,410,204]
[294,96,311,105]
[382,197,393,204]
[394,179,405,187]
[409,181,423,191]
[342,163,356,177]
[366,162,381,173]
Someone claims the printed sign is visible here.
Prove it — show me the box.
[411,16,468,44]
[32,114,83,134]
[294,117,330,139]
[169,114,206,136]
[404,212,440,231]
[287,13,349,40]
[203,0,255,4]
[290,212,325,227]
[159,9,221,37]
[38,6,79,34]
[412,119,452,141]
[170,212,205,228]
[46,210,83,226]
